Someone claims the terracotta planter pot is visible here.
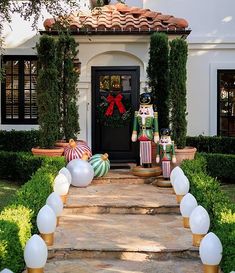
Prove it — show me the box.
[175,146,197,166]
[31,147,64,157]
[55,139,87,148]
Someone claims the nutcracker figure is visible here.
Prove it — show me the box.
[156,128,176,179]
[131,92,159,168]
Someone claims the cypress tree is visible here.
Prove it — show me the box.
[147,32,169,129]
[36,35,60,148]
[169,38,188,149]
[56,32,80,141]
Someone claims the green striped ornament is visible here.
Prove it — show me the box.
[89,153,110,178]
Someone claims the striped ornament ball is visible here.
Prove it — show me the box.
[89,153,110,178]
[64,139,92,163]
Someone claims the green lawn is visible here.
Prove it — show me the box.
[221,184,235,203]
[0,180,20,211]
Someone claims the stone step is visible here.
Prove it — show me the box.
[92,169,156,184]
[65,183,179,215]
[44,258,203,273]
[49,214,198,261]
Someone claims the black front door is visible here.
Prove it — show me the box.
[92,66,139,163]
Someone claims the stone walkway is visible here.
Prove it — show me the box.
[46,170,203,273]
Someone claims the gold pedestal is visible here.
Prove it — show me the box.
[27,268,44,273]
[155,177,172,188]
[203,265,219,273]
[192,233,205,247]
[56,216,60,227]
[60,194,67,204]
[40,232,54,246]
[176,194,184,203]
[183,217,190,228]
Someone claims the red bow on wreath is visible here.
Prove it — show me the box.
[105,93,126,116]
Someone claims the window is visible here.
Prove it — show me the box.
[1,56,38,124]
[217,70,235,136]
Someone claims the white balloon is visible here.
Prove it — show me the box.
[37,205,56,234]
[24,234,48,268]
[46,192,63,217]
[180,193,198,217]
[0,269,14,273]
[173,174,190,195]
[170,166,184,185]
[199,232,223,265]
[59,167,72,184]
[67,158,94,187]
[189,205,210,234]
[53,173,70,195]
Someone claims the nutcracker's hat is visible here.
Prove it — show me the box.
[139,92,153,105]
[160,128,171,136]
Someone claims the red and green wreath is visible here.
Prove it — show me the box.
[97,93,132,128]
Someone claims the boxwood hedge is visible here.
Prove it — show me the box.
[0,153,65,272]
[181,155,235,273]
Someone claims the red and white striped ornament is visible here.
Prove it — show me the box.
[64,139,92,163]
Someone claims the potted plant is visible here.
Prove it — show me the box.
[169,38,196,164]
[55,32,83,149]
[31,35,63,156]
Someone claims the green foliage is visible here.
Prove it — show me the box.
[0,206,32,272]
[56,32,80,141]
[181,155,235,273]
[147,33,169,129]
[0,130,40,152]
[186,135,235,154]
[0,154,65,272]
[169,38,188,149]
[200,152,235,182]
[37,35,61,148]
[0,151,43,183]
[97,95,132,128]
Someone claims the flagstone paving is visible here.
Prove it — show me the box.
[44,170,203,272]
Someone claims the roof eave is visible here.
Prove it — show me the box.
[39,29,191,39]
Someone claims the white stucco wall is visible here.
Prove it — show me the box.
[1,0,235,139]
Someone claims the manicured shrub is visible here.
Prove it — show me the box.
[181,155,235,273]
[0,130,40,152]
[37,35,60,148]
[147,33,169,129]
[0,151,44,182]
[201,152,235,182]
[0,206,32,272]
[0,155,65,272]
[186,135,235,154]
[169,38,188,148]
[56,32,80,141]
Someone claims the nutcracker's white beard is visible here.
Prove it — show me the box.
[137,105,154,125]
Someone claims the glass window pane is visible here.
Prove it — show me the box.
[6,76,12,89]
[24,61,31,75]
[111,75,121,91]
[5,61,12,74]
[31,60,37,74]
[24,75,31,89]
[13,61,19,74]
[100,76,110,92]
[121,75,131,92]
[13,76,18,89]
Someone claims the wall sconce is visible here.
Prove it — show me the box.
[73,58,81,75]
[189,205,210,247]
[36,205,57,246]
[180,193,198,228]
[24,234,48,273]
[46,192,64,226]
[199,232,223,273]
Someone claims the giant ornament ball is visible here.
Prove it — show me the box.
[67,158,94,187]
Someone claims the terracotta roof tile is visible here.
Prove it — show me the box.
[43,3,189,34]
